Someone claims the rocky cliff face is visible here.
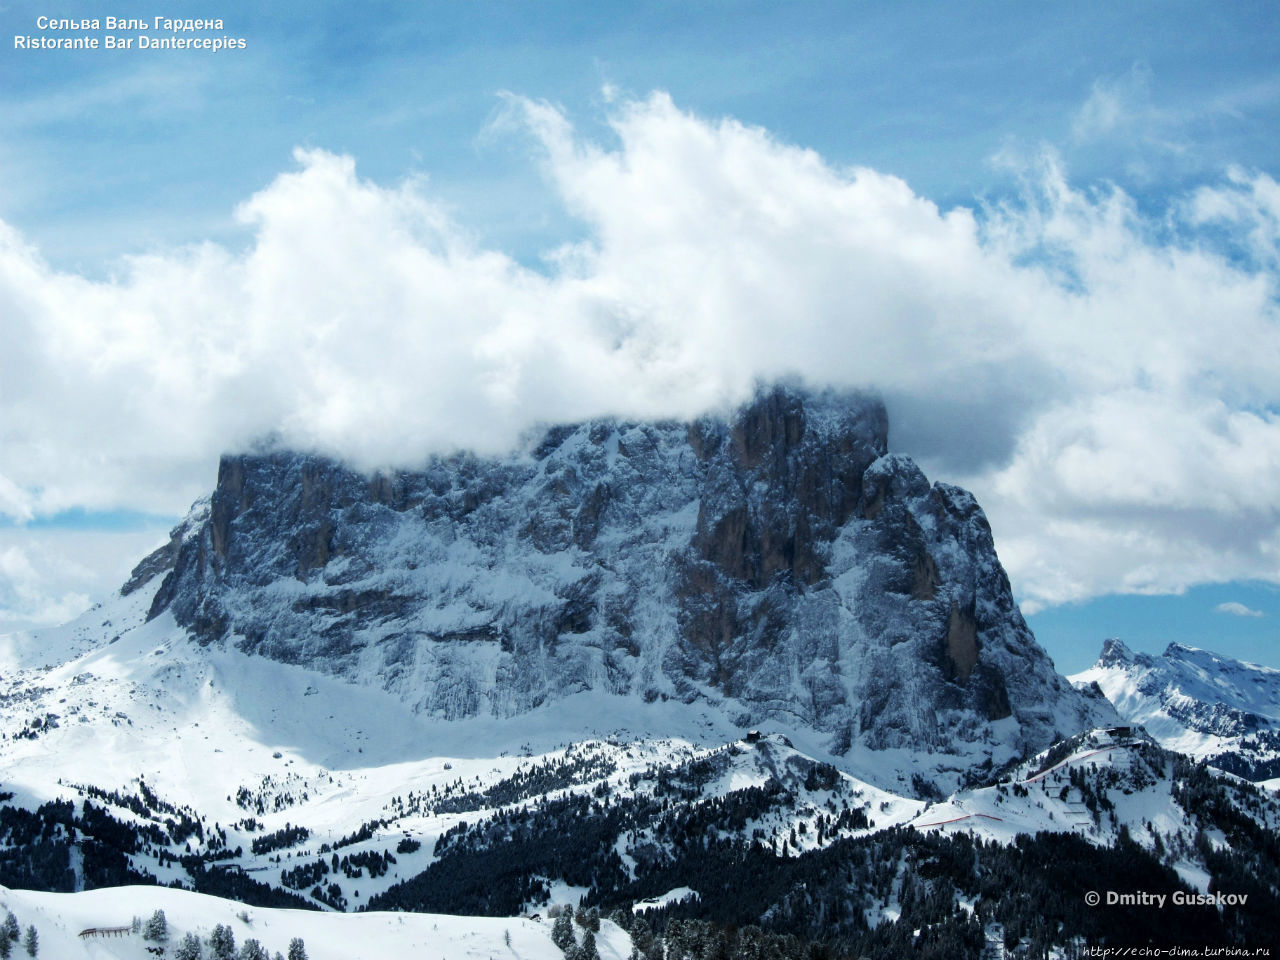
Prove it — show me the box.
[134,385,1109,780]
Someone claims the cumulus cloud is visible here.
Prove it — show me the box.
[0,528,169,632]
[1,91,1279,615]
[1215,601,1265,618]
[0,544,78,628]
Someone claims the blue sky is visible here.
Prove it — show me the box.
[1,0,1279,674]
[1028,581,1280,676]
[5,1,1278,267]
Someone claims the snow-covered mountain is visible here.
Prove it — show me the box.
[5,384,1278,954]
[1071,638,1280,782]
[128,383,1112,793]
[1,584,1277,953]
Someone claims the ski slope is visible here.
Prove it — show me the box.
[0,883,633,960]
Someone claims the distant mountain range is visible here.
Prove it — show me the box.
[1072,638,1280,783]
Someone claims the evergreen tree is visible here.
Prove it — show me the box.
[0,933,10,960]
[175,932,204,960]
[551,911,576,951]
[238,939,268,960]
[0,915,16,943]
[580,931,599,960]
[629,914,654,954]
[19,928,34,959]
[287,937,308,960]
[210,923,237,960]
[143,909,169,944]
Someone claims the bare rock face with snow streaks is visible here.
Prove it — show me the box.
[138,384,1108,769]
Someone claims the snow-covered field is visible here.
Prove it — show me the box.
[911,732,1177,844]
[0,883,633,960]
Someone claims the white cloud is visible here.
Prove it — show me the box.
[0,528,169,633]
[1189,165,1280,270]
[1073,65,1155,142]
[1069,64,1197,178]
[1,91,1279,616]
[1215,601,1265,618]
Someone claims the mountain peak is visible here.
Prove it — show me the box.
[129,383,1110,794]
[1072,637,1280,780]
[1097,637,1135,667]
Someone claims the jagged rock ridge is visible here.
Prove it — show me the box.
[133,384,1109,770]
[1073,637,1280,781]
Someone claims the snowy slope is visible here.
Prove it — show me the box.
[0,883,632,960]
[4,581,1259,923]
[1071,638,1280,781]
[1,593,1277,951]
[903,726,1280,899]
[909,729,1168,846]
[0,580,920,914]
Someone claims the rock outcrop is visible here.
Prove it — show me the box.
[133,384,1111,782]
